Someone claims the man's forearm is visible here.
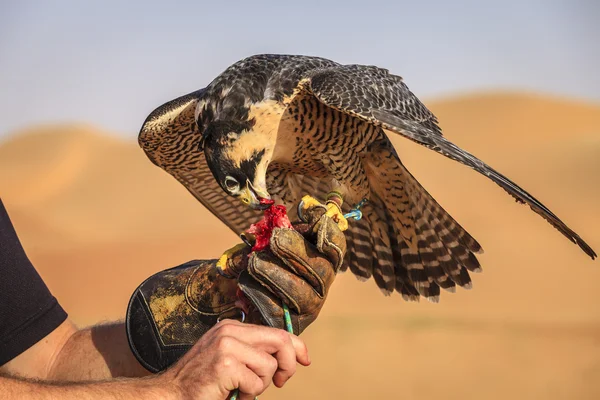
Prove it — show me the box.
[2,320,149,381]
[49,322,149,381]
[0,374,175,400]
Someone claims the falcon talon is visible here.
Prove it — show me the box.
[298,195,325,223]
[216,243,248,278]
[297,199,308,222]
[240,231,256,248]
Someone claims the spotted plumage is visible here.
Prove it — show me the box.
[139,54,596,302]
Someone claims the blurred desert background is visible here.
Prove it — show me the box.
[2,1,600,399]
[1,91,599,399]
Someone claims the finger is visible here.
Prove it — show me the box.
[271,332,312,387]
[217,322,310,372]
[312,215,347,269]
[234,342,278,392]
[228,322,303,370]
[214,335,277,394]
[239,326,306,388]
[237,271,291,331]
[269,228,334,293]
[288,334,310,366]
[232,363,265,400]
[249,252,309,312]
[246,324,310,370]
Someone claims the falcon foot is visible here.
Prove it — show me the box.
[216,243,248,278]
[299,194,349,232]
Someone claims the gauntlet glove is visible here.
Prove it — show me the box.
[126,200,346,372]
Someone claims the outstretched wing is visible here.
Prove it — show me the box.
[139,90,263,235]
[297,65,596,259]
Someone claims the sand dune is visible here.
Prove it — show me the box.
[0,124,237,249]
[1,92,599,399]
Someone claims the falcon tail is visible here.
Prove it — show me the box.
[355,141,483,301]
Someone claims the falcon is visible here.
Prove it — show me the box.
[139,54,596,302]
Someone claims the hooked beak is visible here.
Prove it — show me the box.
[240,181,272,210]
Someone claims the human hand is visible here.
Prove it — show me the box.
[157,319,309,400]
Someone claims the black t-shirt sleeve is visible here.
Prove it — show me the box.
[0,199,68,365]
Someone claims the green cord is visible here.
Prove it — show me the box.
[234,195,358,399]
[282,303,294,333]
[230,302,293,400]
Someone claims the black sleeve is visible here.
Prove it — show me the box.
[0,199,68,365]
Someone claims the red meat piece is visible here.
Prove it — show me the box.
[247,199,293,251]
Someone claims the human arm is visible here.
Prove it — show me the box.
[1,320,149,381]
[1,319,308,400]
[0,373,172,400]
[0,196,148,382]
[0,197,309,399]
[0,318,169,399]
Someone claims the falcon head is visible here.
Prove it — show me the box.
[202,119,274,210]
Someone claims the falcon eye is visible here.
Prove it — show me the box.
[224,176,240,192]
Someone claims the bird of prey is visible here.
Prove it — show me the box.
[139,54,596,302]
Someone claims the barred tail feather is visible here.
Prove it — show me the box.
[363,202,397,295]
[343,216,375,281]
[363,139,482,301]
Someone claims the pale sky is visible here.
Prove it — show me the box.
[0,0,598,140]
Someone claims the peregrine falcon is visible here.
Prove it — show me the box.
[139,54,596,302]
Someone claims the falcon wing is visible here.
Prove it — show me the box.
[139,90,263,235]
[297,65,596,259]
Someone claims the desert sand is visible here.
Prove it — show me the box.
[1,92,599,399]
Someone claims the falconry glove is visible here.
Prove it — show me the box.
[238,201,346,334]
[126,201,346,373]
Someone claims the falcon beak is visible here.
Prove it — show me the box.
[240,181,272,210]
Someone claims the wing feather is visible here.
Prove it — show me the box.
[139,91,262,235]
[298,65,596,259]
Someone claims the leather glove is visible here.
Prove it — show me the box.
[238,201,346,334]
[126,199,347,372]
